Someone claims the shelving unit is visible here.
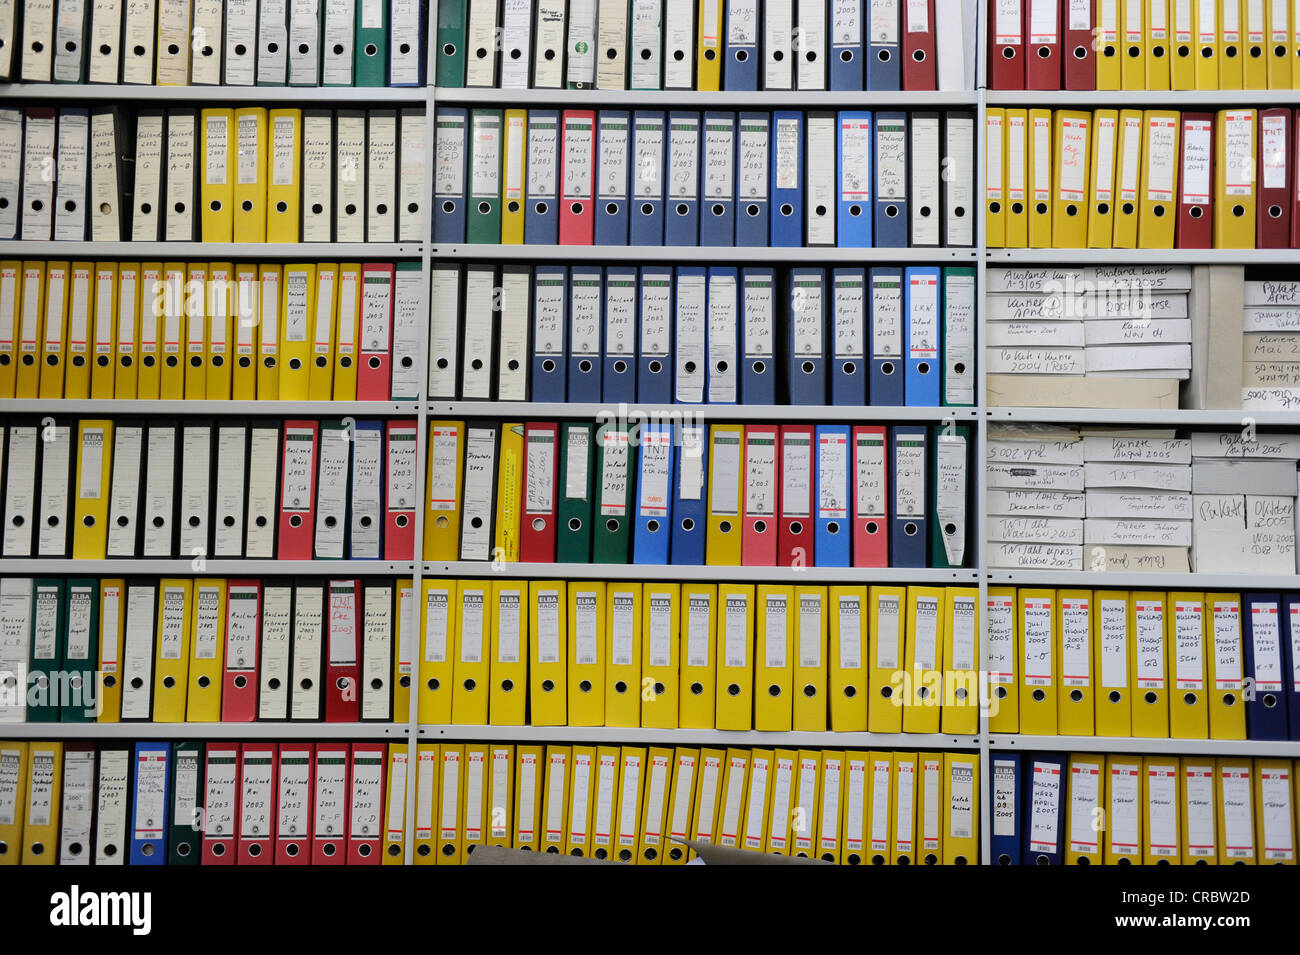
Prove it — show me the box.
[3,0,1299,869]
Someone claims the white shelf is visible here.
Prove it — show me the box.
[0,722,408,739]
[986,570,1299,589]
[432,401,978,421]
[989,735,1300,758]
[0,84,428,103]
[0,559,415,575]
[987,248,1300,265]
[426,562,979,583]
[0,242,424,258]
[986,89,1300,107]
[0,399,419,416]
[419,725,982,748]
[986,408,1292,426]
[433,244,978,262]
[433,87,980,107]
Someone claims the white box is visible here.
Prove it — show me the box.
[986,321,1086,347]
[1243,280,1300,306]
[1243,332,1300,361]
[1092,266,1192,291]
[1085,489,1193,520]
[987,541,1084,570]
[987,463,1086,492]
[1096,545,1191,574]
[987,438,1085,466]
[1085,319,1192,346]
[1084,462,1192,491]
[986,268,1092,294]
[986,347,1085,376]
[1192,459,1299,494]
[988,516,1084,544]
[1085,344,1191,373]
[1081,436,1191,464]
[1084,518,1192,547]
[1243,307,1300,332]
[1189,432,1300,459]
[986,489,1087,518]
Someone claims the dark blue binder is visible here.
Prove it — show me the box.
[1022,754,1065,866]
[632,421,674,564]
[670,421,707,565]
[991,754,1023,866]
[630,110,666,246]
[665,111,701,246]
[735,112,771,245]
[530,265,567,401]
[724,0,759,89]
[866,5,901,90]
[700,111,737,247]
[1284,594,1300,740]
[524,108,560,244]
[595,110,631,246]
[1244,592,1290,740]
[787,267,826,405]
[888,425,927,567]
[868,267,905,405]
[433,106,468,242]
[637,265,673,403]
[872,111,908,246]
[740,267,776,404]
[830,268,867,405]
[567,265,603,401]
[829,4,864,89]
[770,110,803,246]
[602,264,638,403]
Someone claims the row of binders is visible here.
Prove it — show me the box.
[0,741,982,865]
[2,106,426,242]
[0,419,421,560]
[430,263,976,407]
[985,587,1300,741]
[990,0,1300,92]
[434,108,976,248]
[0,577,413,723]
[5,0,426,86]
[0,576,983,732]
[995,753,1299,866]
[0,740,403,865]
[0,262,423,402]
[436,0,978,92]
[425,421,972,569]
[985,106,1297,250]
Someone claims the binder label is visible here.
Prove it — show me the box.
[742,756,768,849]
[1068,764,1100,853]
[240,753,274,839]
[985,597,1014,683]
[158,586,187,660]
[723,595,749,668]
[837,595,861,670]
[327,583,358,666]
[599,117,629,201]
[1173,601,1204,689]
[132,751,166,839]
[1021,597,1053,686]
[763,594,787,668]
[610,593,636,666]
[1135,601,1165,689]
[633,118,664,200]
[738,119,768,200]
[710,432,742,517]
[1212,600,1243,689]
[893,437,925,518]
[1060,598,1090,686]
[599,431,631,516]
[1184,767,1215,856]
[950,595,976,671]
[679,427,705,501]
[639,429,672,517]
[876,119,907,201]
[668,756,696,840]
[570,275,601,356]
[536,591,561,664]
[818,757,840,851]
[992,761,1015,837]
[423,589,449,664]
[1109,765,1140,854]
[562,118,593,201]
[1260,769,1293,859]
[1146,767,1179,856]
[574,592,599,665]
[1028,762,1061,853]
[875,594,900,670]
[817,432,847,519]
[311,753,346,838]
[526,117,557,197]
[1250,603,1283,691]
[525,431,557,515]
[866,0,892,41]
[775,118,799,191]
[648,594,672,667]
[1068,0,1091,31]
[668,117,699,200]
[792,278,824,355]
[745,434,776,517]
[32,587,58,661]
[870,274,901,359]
[351,753,383,839]
[460,590,485,664]
[1221,768,1254,857]
[617,755,641,845]
[704,118,734,200]
[67,586,93,660]
[435,115,466,198]
[205,115,229,187]
[1223,112,1256,195]
[437,751,460,840]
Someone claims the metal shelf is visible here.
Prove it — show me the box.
[0,559,415,575]
[986,407,1293,426]
[986,248,1300,265]
[433,401,978,422]
[433,244,979,262]
[989,735,1300,758]
[0,242,424,258]
[0,399,420,416]
[419,725,983,748]
[0,84,428,103]
[0,722,408,739]
[986,570,1299,589]
[433,87,981,107]
[986,89,1300,107]
[426,562,980,583]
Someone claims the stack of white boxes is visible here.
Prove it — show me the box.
[1082,431,1193,574]
[986,266,1193,408]
[1242,281,1300,410]
[1191,432,1300,575]
[986,424,1085,571]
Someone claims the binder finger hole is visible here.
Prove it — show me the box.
[848,204,862,218]
[1264,692,1278,708]
[1000,47,1014,60]
[1034,201,1047,215]
[675,202,688,216]
[1143,691,1157,704]
[826,521,839,535]
[735,49,747,62]
[753,519,766,534]
[780,203,793,216]
[613,359,627,373]
[788,519,802,534]
[542,678,555,693]
[1069,688,1083,703]
[395,514,408,527]
[1072,45,1087,60]
[1065,203,1078,217]
[885,203,899,218]
[1270,204,1284,219]
[718,519,732,534]
[1225,45,1238,58]
[1031,688,1045,702]
[1011,201,1024,214]
[680,517,694,531]
[989,200,1002,214]
[1127,45,1140,58]
[767,683,780,697]
[1232,204,1246,218]
[571,202,584,215]
[1222,693,1235,706]
[711,203,724,217]
[746,203,759,217]
[915,49,928,62]
[727,683,741,696]
[233,675,247,688]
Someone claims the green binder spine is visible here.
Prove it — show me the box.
[168,742,205,865]
[435,0,468,87]
[557,422,595,562]
[28,579,67,721]
[61,579,99,723]
[929,424,971,569]
[592,423,633,564]
[354,0,389,86]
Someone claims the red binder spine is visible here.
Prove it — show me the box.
[1063,0,1096,89]
[558,110,596,245]
[274,743,315,865]
[277,419,319,559]
[741,423,780,566]
[1025,0,1062,88]
[851,425,889,568]
[357,262,395,400]
[902,0,938,90]
[777,424,815,567]
[519,421,559,562]
[201,743,241,865]
[347,743,388,865]
[325,579,362,722]
[989,0,1027,89]
[1177,113,1214,249]
[383,419,419,559]
[1258,108,1292,248]
[220,580,261,721]
[237,742,279,866]
[312,743,351,865]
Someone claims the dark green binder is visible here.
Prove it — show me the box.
[557,422,594,562]
[929,424,971,569]
[61,579,98,723]
[29,579,66,721]
[434,0,468,87]
[354,0,389,87]
[593,423,632,564]
[168,742,205,865]
[466,109,503,244]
